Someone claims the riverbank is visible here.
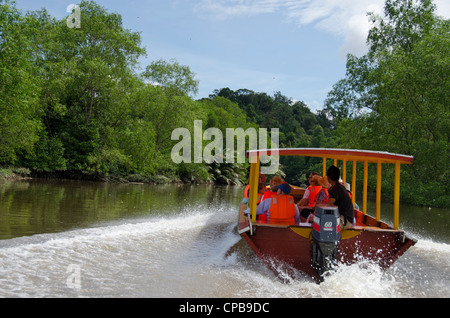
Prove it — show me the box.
[0,167,212,185]
[0,167,33,181]
[1,166,446,208]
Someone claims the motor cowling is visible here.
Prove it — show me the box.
[311,204,341,281]
[312,204,341,243]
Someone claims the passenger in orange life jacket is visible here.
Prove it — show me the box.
[259,176,283,222]
[299,172,319,207]
[314,175,330,204]
[243,182,266,205]
[244,182,300,224]
[298,173,322,219]
[243,173,266,202]
[261,176,283,201]
[304,176,330,223]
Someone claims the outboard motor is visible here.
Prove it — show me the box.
[310,204,341,281]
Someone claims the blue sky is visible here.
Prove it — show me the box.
[14,0,450,112]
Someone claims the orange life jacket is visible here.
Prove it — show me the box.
[244,185,263,203]
[268,195,296,224]
[258,191,276,222]
[308,186,323,206]
[244,185,250,198]
[262,191,276,202]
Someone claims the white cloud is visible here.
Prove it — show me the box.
[285,1,388,58]
[195,0,385,57]
[195,0,450,58]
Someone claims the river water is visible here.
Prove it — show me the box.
[0,179,449,298]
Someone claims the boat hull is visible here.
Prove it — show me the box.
[238,204,416,282]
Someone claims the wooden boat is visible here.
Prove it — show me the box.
[237,148,417,282]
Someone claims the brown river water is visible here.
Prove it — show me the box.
[0,179,449,298]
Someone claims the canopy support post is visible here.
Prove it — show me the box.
[363,161,368,215]
[393,161,401,230]
[376,162,382,221]
[352,161,357,209]
[342,159,347,183]
[249,156,261,224]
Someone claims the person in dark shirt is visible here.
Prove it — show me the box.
[326,165,355,229]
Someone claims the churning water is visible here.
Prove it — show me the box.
[0,180,449,298]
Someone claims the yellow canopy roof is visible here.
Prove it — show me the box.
[247,148,414,165]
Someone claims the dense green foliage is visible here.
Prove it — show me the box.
[0,0,333,186]
[210,88,337,185]
[1,0,448,207]
[0,1,42,164]
[324,0,449,207]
